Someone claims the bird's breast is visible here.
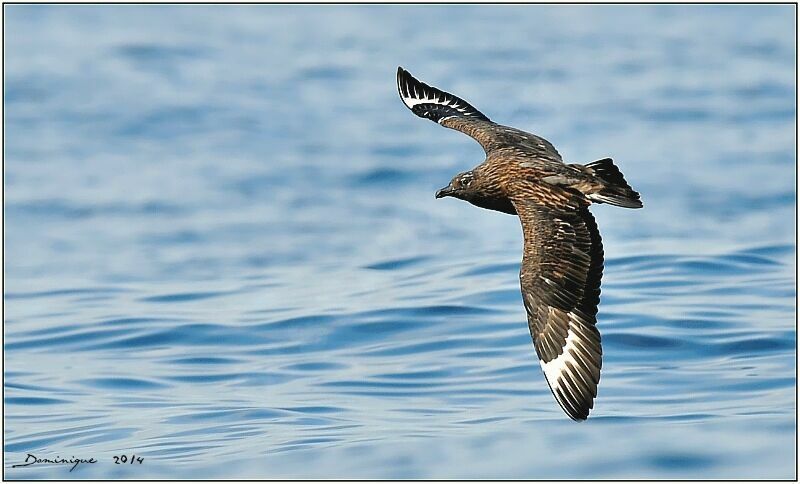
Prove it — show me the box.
[466,195,517,215]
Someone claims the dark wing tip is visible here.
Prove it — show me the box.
[396,66,419,105]
[396,66,409,99]
[555,390,591,421]
[395,66,413,107]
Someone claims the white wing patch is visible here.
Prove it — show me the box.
[398,87,468,124]
[400,90,456,109]
[540,326,584,389]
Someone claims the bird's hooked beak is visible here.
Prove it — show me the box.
[435,184,455,199]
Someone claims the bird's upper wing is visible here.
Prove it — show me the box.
[397,67,562,161]
[512,197,604,421]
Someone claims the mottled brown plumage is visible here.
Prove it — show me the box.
[397,67,642,420]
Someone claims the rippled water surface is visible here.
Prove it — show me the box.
[4,5,797,479]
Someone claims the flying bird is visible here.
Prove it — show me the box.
[397,67,642,421]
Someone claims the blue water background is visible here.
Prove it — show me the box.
[4,4,796,479]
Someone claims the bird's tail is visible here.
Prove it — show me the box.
[585,158,643,209]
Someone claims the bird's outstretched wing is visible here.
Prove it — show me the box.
[397,67,561,161]
[512,198,604,421]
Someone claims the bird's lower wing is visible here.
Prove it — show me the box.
[513,199,604,421]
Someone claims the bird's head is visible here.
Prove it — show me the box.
[435,171,477,200]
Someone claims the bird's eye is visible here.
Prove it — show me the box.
[460,174,473,187]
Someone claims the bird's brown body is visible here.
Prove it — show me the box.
[398,67,642,420]
[440,117,633,212]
